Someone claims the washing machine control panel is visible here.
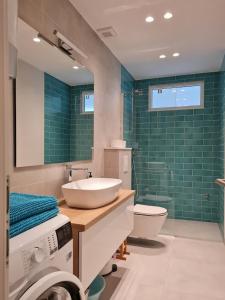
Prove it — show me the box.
[21,222,72,274]
[22,238,49,273]
[21,232,58,273]
[9,215,73,290]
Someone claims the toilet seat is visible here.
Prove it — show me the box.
[134,204,167,216]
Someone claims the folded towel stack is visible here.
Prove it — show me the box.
[9,193,59,238]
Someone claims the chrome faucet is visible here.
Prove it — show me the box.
[66,165,92,182]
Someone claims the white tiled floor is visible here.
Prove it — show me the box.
[101,234,225,300]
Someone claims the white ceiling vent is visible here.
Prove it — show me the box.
[96,26,117,38]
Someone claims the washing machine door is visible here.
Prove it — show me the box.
[19,271,85,300]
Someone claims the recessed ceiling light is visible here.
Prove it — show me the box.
[33,37,41,43]
[159,54,166,59]
[73,66,79,69]
[145,16,154,23]
[164,12,173,19]
[173,52,180,57]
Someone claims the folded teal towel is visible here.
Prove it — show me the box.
[10,193,58,225]
[10,207,59,238]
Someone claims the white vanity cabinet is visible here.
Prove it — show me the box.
[59,190,134,291]
[79,196,134,290]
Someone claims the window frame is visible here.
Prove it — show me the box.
[81,90,94,114]
[148,81,204,112]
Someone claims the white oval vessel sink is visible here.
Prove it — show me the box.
[62,178,122,209]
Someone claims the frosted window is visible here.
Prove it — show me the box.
[82,91,94,113]
[149,82,204,111]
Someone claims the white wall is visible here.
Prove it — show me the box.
[16,60,44,167]
[0,0,9,298]
[9,0,122,196]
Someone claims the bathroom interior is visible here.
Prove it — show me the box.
[2,0,225,299]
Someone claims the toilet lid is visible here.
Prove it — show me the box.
[134,204,167,216]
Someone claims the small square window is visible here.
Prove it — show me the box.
[149,81,204,111]
[81,91,94,113]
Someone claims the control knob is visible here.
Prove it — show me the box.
[31,247,45,263]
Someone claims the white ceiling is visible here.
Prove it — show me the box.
[17,19,93,86]
[70,0,225,79]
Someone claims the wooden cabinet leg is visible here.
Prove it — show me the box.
[124,239,130,255]
[116,239,129,260]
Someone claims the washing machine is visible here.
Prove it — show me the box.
[9,214,85,300]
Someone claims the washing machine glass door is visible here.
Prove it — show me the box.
[37,286,73,300]
[19,271,85,300]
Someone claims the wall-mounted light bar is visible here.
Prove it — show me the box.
[54,31,88,59]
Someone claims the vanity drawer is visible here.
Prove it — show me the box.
[79,196,134,290]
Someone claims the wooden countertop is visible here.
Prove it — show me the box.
[59,189,135,232]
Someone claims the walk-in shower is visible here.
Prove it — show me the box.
[122,70,225,242]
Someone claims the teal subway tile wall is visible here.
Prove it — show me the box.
[218,71,225,232]
[44,73,71,163]
[44,74,93,163]
[70,84,94,161]
[121,66,135,147]
[132,72,223,222]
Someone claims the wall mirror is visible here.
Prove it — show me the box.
[15,19,94,167]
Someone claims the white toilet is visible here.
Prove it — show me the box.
[131,204,168,239]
